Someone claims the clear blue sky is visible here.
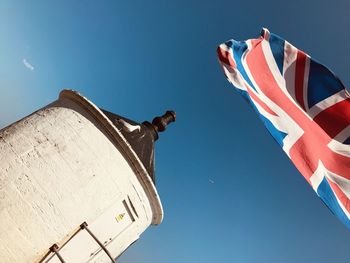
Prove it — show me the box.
[0,1,349,262]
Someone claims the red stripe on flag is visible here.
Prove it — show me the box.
[217,47,236,69]
[246,85,277,116]
[250,38,262,48]
[294,51,307,111]
[313,98,350,138]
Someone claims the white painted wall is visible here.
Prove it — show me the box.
[0,90,163,263]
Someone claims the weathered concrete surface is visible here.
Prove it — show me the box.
[0,90,163,263]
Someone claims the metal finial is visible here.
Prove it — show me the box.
[152,111,176,132]
[143,110,176,141]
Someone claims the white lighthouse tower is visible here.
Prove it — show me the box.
[0,90,175,263]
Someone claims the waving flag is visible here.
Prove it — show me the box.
[217,29,350,228]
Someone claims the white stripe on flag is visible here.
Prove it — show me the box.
[328,125,350,157]
[283,42,298,101]
[302,56,311,111]
[311,161,350,220]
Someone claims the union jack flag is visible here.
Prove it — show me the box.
[217,29,350,228]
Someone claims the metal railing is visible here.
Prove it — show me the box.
[45,222,115,263]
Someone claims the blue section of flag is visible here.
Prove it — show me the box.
[307,60,344,108]
[343,137,350,145]
[259,111,287,147]
[225,40,257,91]
[269,33,285,75]
[317,177,350,228]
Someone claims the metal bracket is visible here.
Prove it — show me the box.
[49,244,66,263]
